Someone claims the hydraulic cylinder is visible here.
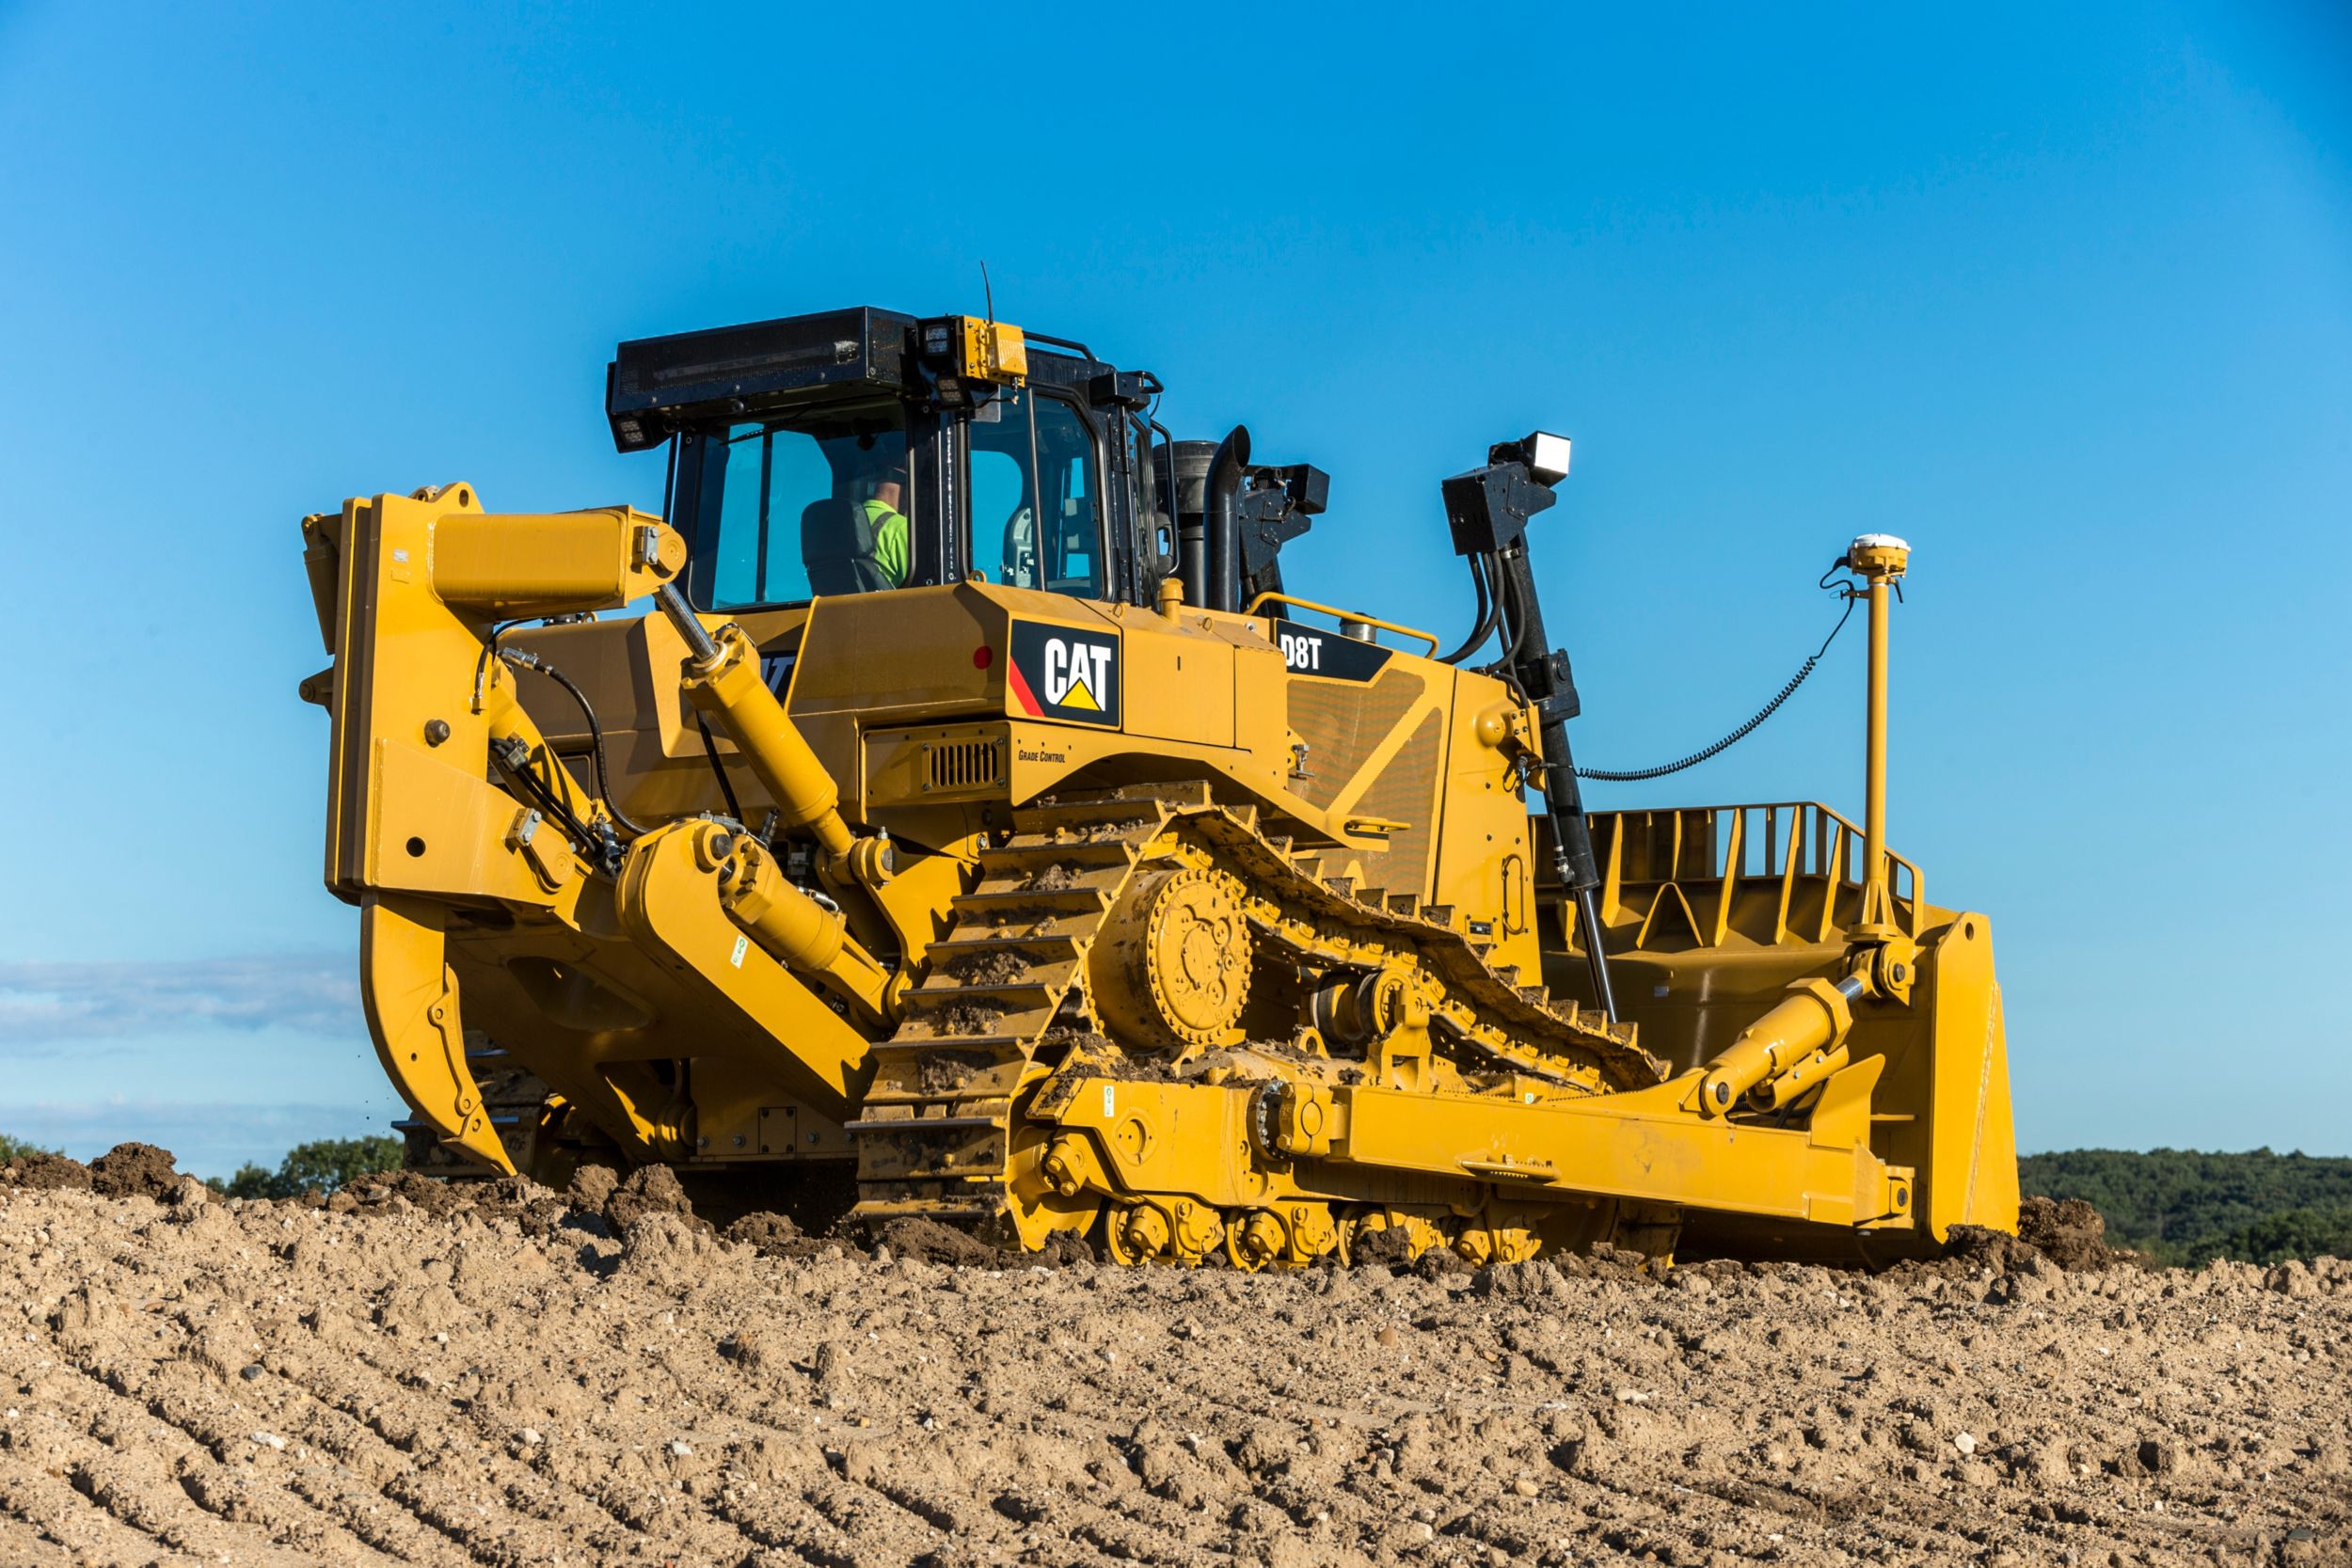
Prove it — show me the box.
[1694,974,1865,1115]
[655,585,855,865]
[694,824,889,1023]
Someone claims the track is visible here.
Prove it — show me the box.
[4,1171,2349,1567]
[852,784,1661,1257]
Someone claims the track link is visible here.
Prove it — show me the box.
[851,786,1662,1244]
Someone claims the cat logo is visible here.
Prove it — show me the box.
[1007,621,1120,727]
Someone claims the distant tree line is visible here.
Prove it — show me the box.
[2021,1148,2352,1266]
[210,1135,405,1199]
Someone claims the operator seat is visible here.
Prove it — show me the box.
[801,497,893,595]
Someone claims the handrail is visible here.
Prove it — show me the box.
[1244,592,1439,656]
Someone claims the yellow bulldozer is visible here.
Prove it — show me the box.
[296,306,2015,1265]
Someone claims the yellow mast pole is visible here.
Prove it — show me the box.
[1847,533,1910,926]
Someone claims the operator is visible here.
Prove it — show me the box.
[863,462,912,587]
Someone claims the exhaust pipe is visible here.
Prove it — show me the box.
[1204,425,1250,612]
[1156,438,1218,608]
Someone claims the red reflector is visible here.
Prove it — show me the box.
[973,645,993,669]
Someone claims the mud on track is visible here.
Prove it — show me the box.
[1,1160,2347,1568]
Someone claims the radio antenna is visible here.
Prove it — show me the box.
[980,261,995,325]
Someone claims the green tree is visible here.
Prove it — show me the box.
[208,1135,404,1199]
[217,1163,285,1199]
[2221,1206,2352,1268]
[0,1133,59,1162]
[2022,1148,2352,1266]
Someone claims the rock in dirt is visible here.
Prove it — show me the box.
[601,1162,701,1230]
[723,1211,829,1260]
[87,1142,183,1201]
[1035,1228,1094,1267]
[2015,1193,2119,1270]
[1350,1224,1419,1269]
[4,1151,90,1191]
[335,1168,476,1216]
[564,1161,619,1211]
[876,1215,1004,1267]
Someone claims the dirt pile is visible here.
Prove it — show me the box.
[0,1166,2346,1567]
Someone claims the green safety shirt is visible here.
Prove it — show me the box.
[863,499,910,587]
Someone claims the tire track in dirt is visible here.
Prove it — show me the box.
[10,1327,415,1567]
[7,1167,2352,1567]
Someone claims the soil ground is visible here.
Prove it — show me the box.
[1,1151,2346,1567]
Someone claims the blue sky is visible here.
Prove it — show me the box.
[0,3,2345,1175]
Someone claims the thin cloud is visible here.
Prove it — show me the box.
[0,955,358,1044]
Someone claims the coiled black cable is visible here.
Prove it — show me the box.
[1574,582,1860,784]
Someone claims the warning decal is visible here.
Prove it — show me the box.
[1007,621,1121,728]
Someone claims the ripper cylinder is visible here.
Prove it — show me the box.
[655,585,855,865]
[702,828,889,1022]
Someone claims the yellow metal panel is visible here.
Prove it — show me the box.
[365,737,555,905]
[432,507,678,617]
[1327,1073,1914,1229]
[1919,914,2019,1238]
[1123,624,1236,748]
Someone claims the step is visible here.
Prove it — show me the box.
[923,932,1086,963]
[850,1196,1002,1221]
[869,1037,1025,1058]
[1011,797,1175,832]
[953,886,1113,916]
[905,977,1062,1008]
[884,1022,1048,1051]
[977,838,1142,873]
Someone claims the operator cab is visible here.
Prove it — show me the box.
[608,307,1158,614]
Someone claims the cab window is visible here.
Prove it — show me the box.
[968,388,1103,598]
[686,402,911,609]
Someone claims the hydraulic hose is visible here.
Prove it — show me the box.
[1438,552,1500,665]
[498,646,648,838]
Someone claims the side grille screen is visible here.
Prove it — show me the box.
[1285,668,1425,808]
[1348,710,1444,897]
[928,740,1000,792]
